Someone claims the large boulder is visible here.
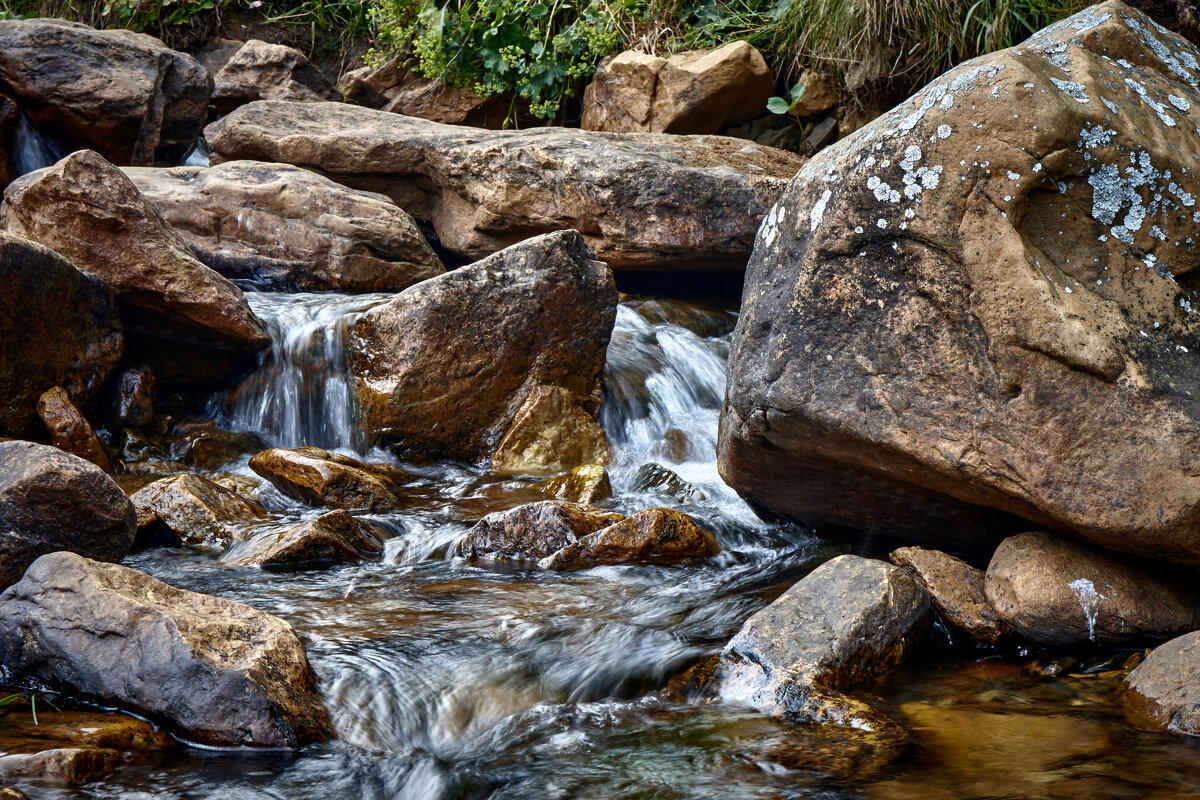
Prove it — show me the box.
[1,150,269,384]
[124,161,444,292]
[211,39,338,114]
[248,447,411,510]
[0,551,333,748]
[714,554,931,730]
[349,231,616,459]
[0,231,123,438]
[455,500,624,563]
[719,1,1200,566]
[581,42,773,135]
[984,531,1200,646]
[1123,629,1200,735]
[0,19,210,165]
[0,441,134,590]
[205,100,806,270]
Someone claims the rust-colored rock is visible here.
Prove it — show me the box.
[719,2,1200,566]
[205,100,805,271]
[349,231,616,459]
[36,386,110,472]
[211,39,337,114]
[0,19,210,165]
[125,160,443,292]
[889,546,1010,645]
[582,42,774,135]
[0,706,172,754]
[455,500,624,563]
[534,464,614,504]
[235,510,386,570]
[0,551,334,748]
[491,385,611,477]
[539,507,719,570]
[1,150,269,384]
[130,473,270,548]
[0,231,123,438]
[248,446,410,510]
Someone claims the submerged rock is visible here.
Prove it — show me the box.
[456,500,624,563]
[534,464,614,504]
[130,473,270,548]
[211,39,337,114]
[0,747,123,786]
[0,231,123,438]
[248,446,411,510]
[889,546,1010,645]
[125,161,444,292]
[1123,629,1200,735]
[718,0,1200,566]
[349,231,616,461]
[1,150,269,385]
[36,386,110,472]
[714,555,931,730]
[0,552,334,748]
[539,507,718,570]
[0,19,210,165]
[205,100,805,270]
[985,532,1200,646]
[234,510,386,570]
[490,385,611,477]
[0,440,134,590]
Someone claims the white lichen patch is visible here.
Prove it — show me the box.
[1079,123,1116,149]
[1050,77,1090,103]
[937,124,952,139]
[809,188,833,233]
[1170,94,1192,111]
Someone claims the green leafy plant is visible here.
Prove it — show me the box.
[766,81,806,119]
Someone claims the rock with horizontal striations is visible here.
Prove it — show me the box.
[0,747,123,786]
[1,150,269,385]
[719,1,1200,566]
[0,19,210,165]
[714,554,931,730]
[539,507,719,570]
[889,546,1010,645]
[36,386,110,472]
[349,231,616,459]
[233,510,386,570]
[129,473,270,548]
[0,551,334,748]
[456,500,624,563]
[0,231,123,438]
[0,440,134,590]
[125,161,443,292]
[248,446,411,510]
[490,385,611,477]
[205,100,805,270]
[211,39,338,114]
[984,532,1200,646]
[1123,629,1200,735]
[534,464,614,504]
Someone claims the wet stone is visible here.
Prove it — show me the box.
[538,507,719,570]
[169,426,264,470]
[129,472,270,548]
[889,546,1011,645]
[248,446,411,510]
[455,500,624,563]
[1123,630,1200,736]
[533,464,614,504]
[232,510,386,571]
[107,366,155,430]
[0,747,123,786]
[36,386,111,472]
[490,384,611,477]
[631,462,708,502]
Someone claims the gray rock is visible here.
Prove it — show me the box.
[456,500,624,563]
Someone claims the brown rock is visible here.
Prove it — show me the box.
[205,100,805,271]
[789,70,838,118]
[490,385,611,477]
[582,42,773,134]
[349,231,616,459]
[984,532,1200,647]
[539,507,719,570]
[455,500,624,563]
[889,546,1010,645]
[534,464,614,504]
[718,1,1200,566]
[235,510,385,570]
[714,554,931,730]
[0,706,172,754]
[340,57,529,127]
[1123,629,1200,735]
[212,39,338,114]
[0,231,123,438]
[0,747,122,786]
[0,19,210,165]
[130,473,270,548]
[125,160,444,292]
[168,426,264,469]
[1,150,269,384]
[248,446,411,510]
[0,440,134,590]
[108,366,155,430]
[0,551,334,748]
[192,37,245,76]
[36,386,111,472]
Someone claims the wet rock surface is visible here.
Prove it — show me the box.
[0,231,123,438]
[36,386,110,472]
[490,384,611,477]
[0,552,334,748]
[211,39,337,113]
[349,231,616,460]
[232,510,386,570]
[0,747,123,786]
[719,0,1200,566]
[1,150,269,384]
[456,500,625,563]
[533,464,614,504]
[168,426,264,470]
[130,472,270,548]
[889,546,1010,645]
[985,532,1200,646]
[205,100,805,270]
[126,161,444,292]
[539,507,718,570]
[0,440,134,590]
[1123,629,1200,735]
[0,19,210,165]
[106,366,155,430]
[248,446,411,510]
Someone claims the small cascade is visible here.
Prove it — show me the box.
[10,112,60,176]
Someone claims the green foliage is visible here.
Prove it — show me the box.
[258,0,375,38]
[0,691,44,726]
[766,80,806,117]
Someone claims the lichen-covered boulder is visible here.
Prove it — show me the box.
[0,19,210,165]
[205,100,805,270]
[455,500,624,563]
[719,1,1200,566]
[538,507,719,570]
[248,447,411,510]
[125,161,444,292]
[0,552,334,748]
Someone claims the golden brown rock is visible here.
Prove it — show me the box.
[1123,630,1200,736]
[0,747,123,786]
[889,546,1010,645]
[130,473,270,548]
[234,510,386,570]
[248,446,410,510]
[539,507,718,570]
[490,385,611,477]
[1,150,269,384]
[534,464,614,504]
[456,500,624,563]
[36,386,110,472]
[0,706,172,754]
[168,426,264,470]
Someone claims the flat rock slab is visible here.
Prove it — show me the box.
[0,552,334,748]
[0,747,123,786]
[890,546,1010,645]
[205,100,806,270]
[125,161,444,292]
[1123,630,1200,735]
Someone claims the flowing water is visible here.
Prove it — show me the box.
[17,292,1200,799]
